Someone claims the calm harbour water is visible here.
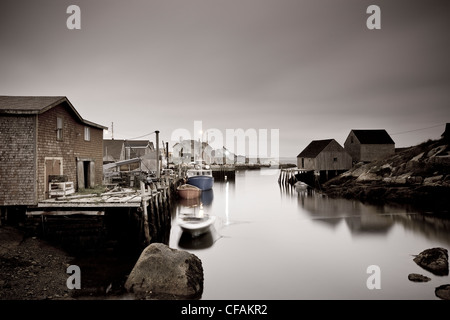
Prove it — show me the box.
[169,169,450,300]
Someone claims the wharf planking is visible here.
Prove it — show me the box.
[25,179,175,252]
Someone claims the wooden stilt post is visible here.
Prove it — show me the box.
[142,199,151,245]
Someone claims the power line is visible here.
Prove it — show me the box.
[126,131,157,140]
[390,123,445,136]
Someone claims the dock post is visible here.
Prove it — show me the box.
[140,181,151,245]
[142,199,151,245]
[156,130,160,180]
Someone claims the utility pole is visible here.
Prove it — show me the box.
[155,130,160,179]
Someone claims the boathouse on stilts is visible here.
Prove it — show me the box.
[292,139,353,188]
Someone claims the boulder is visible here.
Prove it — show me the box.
[407,273,431,282]
[124,243,203,299]
[423,175,444,186]
[435,284,450,300]
[413,247,449,276]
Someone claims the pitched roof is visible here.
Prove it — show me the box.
[297,139,334,158]
[103,139,125,162]
[0,95,107,130]
[124,140,154,149]
[351,129,395,144]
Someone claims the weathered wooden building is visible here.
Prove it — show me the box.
[172,140,213,164]
[297,139,353,173]
[295,139,352,185]
[103,139,126,164]
[103,139,155,164]
[0,96,107,206]
[344,129,395,163]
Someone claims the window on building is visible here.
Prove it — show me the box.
[350,136,354,143]
[84,126,90,141]
[301,158,305,168]
[56,117,63,141]
[333,157,338,162]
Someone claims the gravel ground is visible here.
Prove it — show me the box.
[0,225,74,300]
[0,225,140,301]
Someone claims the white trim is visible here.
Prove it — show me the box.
[44,157,64,199]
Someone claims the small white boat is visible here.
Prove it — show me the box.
[177,214,216,237]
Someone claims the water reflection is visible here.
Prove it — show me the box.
[296,191,394,234]
[174,187,218,249]
[169,170,450,299]
[201,189,214,207]
[178,229,214,249]
[289,182,450,244]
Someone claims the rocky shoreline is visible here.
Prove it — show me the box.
[321,138,450,213]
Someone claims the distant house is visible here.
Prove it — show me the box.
[0,96,107,206]
[344,129,395,163]
[103,152,158,175]
[103,139,125,164]
[297,139,352,174]
[212,147,238,164]
[123,140,155,160]
[172,140,213,164]
[103,139,155,164]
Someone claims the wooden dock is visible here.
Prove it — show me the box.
[25,179,175,252]
[211,165,236,181]
[278,168,306,185]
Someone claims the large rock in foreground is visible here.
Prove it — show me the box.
[125,243,203,299]
[413,247,449,276]
[435,284,450,300]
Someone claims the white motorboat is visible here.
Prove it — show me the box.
[177,213,216,237]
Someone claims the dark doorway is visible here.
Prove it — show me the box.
[83,161,90,189]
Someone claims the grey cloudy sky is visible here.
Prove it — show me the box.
[1,0,449,158]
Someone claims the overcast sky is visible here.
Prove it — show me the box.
[1,0,449,158]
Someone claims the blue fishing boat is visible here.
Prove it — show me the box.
[186,162,214,191]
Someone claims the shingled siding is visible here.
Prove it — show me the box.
[297,140,352,171]
[343,132,361,163]
[36,104,103,201]
[0,115,37,206]
[360,144,395,163]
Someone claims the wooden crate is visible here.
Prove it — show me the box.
[49,181,75,197]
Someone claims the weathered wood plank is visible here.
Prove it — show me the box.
[26,210,104,216]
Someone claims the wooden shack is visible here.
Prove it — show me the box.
[0,96,107,206]
[297,139,352,181]
[344,129,395,163]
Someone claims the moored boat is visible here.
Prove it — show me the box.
[177,213,216,237]
[186,163,214,191]
[177,184,202,200]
